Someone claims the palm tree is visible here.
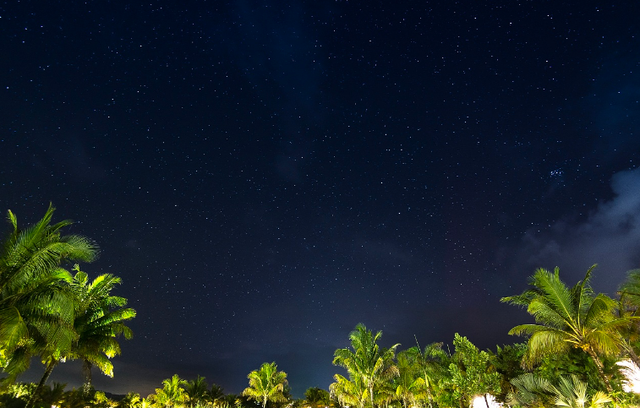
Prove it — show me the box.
[406,342,449,408]
[141,397,155,408]
[0,382,36,407]
[618,270,640,307]
[0,205,98,381]
[616,269,640,365]
[68,265,136,395]
[373,380,395,408]
[24,265,135,408]
[63,387,95,408]
[184,375,210,408]
[329,374,367,408]
[209,383,225,408]
[333,323,399,408]
[243,362,289,408]
[552,375,611,408]
[92,390,117,408]
[507,373,555,408]
[150,374,188,408]
[304,387,331,408]
[35,382,67,408]
[501,265,634,391]
[393,350,420,408]
[117,392,144,408]
[507,373,612,408]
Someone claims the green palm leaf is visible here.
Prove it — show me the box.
[502,265,634,392]
[243,362,289,408]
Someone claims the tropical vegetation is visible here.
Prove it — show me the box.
[5,206,640,408]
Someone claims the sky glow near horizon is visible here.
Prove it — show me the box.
[1,0,640,398]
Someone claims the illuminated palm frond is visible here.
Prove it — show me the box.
[0,205,98,380]
[333,323,400,408]
[67,265,136,392]
[243,362,288,408]
[502,265,635,390]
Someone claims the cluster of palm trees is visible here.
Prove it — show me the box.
[0,205,136,407]
[328,266,640,408]
[4,205,640,408]
[0,381,126,408]
[16,276,636,408]
[329,323,497,408]
[0,366,290,408]
[124,364,291,408]
[142,374,228,408]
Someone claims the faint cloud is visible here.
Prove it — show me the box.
[508,167,640,292]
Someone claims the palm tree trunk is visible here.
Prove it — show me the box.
[623,341,640,368]
[26,358,58,408]
[424,375,434,408]
[82,359,93,397]
[585,349,613,393]
[369,385,375,408]
[424,373,433,408]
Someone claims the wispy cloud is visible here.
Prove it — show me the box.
[507,167,640,293]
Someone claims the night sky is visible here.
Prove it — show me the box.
[2,0,640,398]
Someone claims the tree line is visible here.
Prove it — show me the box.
[2,206,640,408]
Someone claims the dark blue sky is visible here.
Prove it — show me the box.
[2,0,640,398]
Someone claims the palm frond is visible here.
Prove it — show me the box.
[0,306,28,351]
[533,268,578,325]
